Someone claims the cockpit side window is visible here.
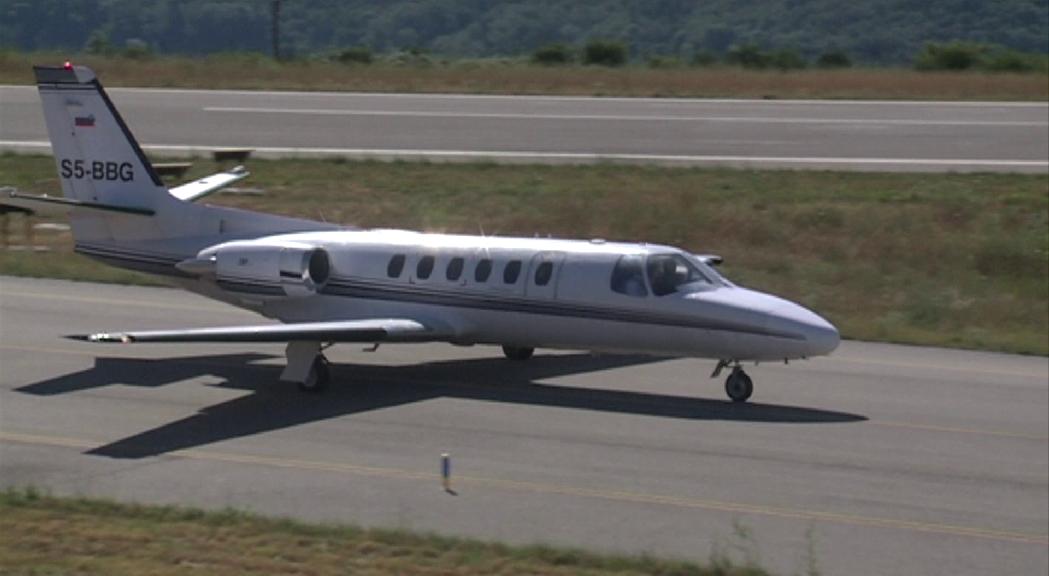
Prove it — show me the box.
[610,255,648,297]
[646,253,712,296]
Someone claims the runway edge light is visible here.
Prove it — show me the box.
[441,452,451,493]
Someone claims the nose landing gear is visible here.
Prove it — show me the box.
[712,360,753,403]
[724,367,753,402]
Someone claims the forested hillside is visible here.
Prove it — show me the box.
[1,0,1046,65]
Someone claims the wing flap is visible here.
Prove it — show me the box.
[69,318,444,344]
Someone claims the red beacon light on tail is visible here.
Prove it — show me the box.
[64,61,73,70]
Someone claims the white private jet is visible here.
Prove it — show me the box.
[5,64,839,402]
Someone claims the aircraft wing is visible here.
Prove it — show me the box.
[168,166,250,202]
[69,318,447,344]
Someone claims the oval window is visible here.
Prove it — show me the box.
[416,255,435,280]
[475,259,492,282]
[534,261,553,286]
[387,254,406,278]
[446,257,464,281]
[503,260,522,284]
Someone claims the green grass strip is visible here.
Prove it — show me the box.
[1,50,1046,101]
[1,154,1046,355]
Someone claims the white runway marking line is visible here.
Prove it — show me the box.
[202,106,1048,127]
[2,140,1045,169]
[1,429,1046,546]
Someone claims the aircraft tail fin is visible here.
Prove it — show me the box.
[26,63,336,259]
[32,63,189,242]
[34,64,168,208]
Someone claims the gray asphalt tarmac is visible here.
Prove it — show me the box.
[1,85,1047,172]
[1,275,1046,574]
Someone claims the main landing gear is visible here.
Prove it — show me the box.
[281,341,332,393]
[299,354,331,393]
[502,345,535,361]
[712,360,754,403]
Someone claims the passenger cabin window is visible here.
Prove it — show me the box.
[646,253,711,296]
[503,260,522,284]
[534,261,554,286]
[475,259,492,282]
[610,255,648,297]
[416,255,435,280]
[446,257,464,281]
[387,254,406,278]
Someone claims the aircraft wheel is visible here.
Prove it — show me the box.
[502,345,535,361]
[298,355,330,393]
[725,369,753,403]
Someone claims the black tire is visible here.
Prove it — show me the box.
[725,370,753,403]
[298,356,330,393]
[502,345,535,361]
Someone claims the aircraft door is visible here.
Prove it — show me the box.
[526,252,565,299]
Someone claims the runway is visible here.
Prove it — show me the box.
[1,85,1047,172]
[0,276,1046,574]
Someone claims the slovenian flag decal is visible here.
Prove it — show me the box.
[74,115,95,127]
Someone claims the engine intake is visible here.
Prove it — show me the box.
[211,241,331,298]
[279,246,330,297]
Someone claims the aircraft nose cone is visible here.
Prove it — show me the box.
[769,302,840,356]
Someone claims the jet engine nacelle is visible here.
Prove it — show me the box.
[209,241,331,298]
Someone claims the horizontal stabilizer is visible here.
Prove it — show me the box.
[2,190,154,216]
[68,318,446,344]
[168,166,250,202]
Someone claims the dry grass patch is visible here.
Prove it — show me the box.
[1,51,1046,101]
[1,154,1046,354]
[0,488,763,576]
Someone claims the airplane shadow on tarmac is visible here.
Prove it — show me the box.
[17,352,867,459]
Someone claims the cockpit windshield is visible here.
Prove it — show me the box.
[646,253,714,296]
[689,254,733,287]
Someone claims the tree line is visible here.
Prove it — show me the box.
[1,0,1045,67]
